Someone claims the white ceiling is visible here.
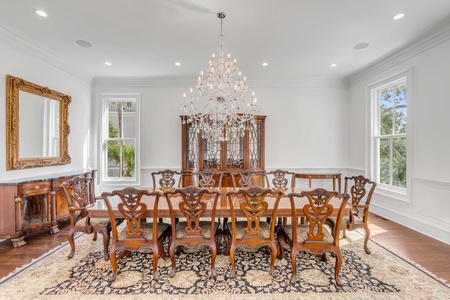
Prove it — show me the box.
[1,0,450,82]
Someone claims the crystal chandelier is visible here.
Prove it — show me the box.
[181,12,259,142]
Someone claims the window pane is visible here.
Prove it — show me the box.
[379,88,393,135]
[107,101,136,138]
[394,85,407,134]
[392,137,407,188]
[106,140,136,178]
[121,140,136,177]
[379,138,390,185]
[106,140,120,177]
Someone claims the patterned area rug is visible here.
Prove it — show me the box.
[0,231,449,300]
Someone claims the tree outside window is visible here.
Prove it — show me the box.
[106,100,136,178]
[375,80,407,188]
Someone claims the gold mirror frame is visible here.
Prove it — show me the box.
[6,75,71,170]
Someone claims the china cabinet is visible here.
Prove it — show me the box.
[181,115,266,187]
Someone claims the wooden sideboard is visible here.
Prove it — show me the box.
[295,173,342,192]
[0,170,96,247]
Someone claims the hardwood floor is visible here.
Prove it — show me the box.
[1,213,449,284]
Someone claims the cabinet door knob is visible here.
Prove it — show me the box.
[35,185,40,190]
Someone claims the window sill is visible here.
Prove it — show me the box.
[375,184,409,203]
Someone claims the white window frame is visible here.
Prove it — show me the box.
[367,69,413,202]
[99,93,140,186]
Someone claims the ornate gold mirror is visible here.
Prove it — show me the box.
[6,75,71,170]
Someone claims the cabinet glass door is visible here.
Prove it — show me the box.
[185,124,198,169]
[203,138,221,169]
[226,132,244,169]
[249,123,262,169]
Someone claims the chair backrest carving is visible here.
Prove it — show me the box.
[344,175,376,217]
[61,176,95,221]
[102,187,161,240]
[192,170,223,188]
[265,169,295,188]
[151,169,182,188]
[228,186,281,237]
[289,188,349,244]
[165,186,220,237]
[232,170,266,188]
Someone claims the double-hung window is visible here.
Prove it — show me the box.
[100,94,140,185]
[371,76,407,191]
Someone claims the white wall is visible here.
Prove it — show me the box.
[0,38,92,181]
[347,22,450,244]
[93,79,349,190]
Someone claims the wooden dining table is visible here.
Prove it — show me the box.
[86,187,349,219]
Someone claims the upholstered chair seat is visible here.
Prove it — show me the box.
[227,221,271,240]
[281,225,334,245]
[175,221,219,239]
[118,222,171,242]
[75,217,110,228]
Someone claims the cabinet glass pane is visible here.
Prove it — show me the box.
[186,124,198,169]
[249,124,261,168]
[23,194,48,226]
[226,132,244,169]
[203,139,221,169]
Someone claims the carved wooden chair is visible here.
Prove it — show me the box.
[264,169,296,225]
[277,188,349,287]
[164,186,221,280]
[151,169,182,189]
[225,187,283,278]
[264,169,296,189]
[325,175,376,254]
[231,170,267,188]
[191,170,223,189]
[61,176,111,261]
[102,187,171,282]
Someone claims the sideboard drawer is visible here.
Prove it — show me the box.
[18,181,52,195]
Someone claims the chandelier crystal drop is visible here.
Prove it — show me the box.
[181,12,259,142]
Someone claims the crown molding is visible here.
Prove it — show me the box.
[347,18,450,85]
[0,20,92,84]
[92,77,348,89]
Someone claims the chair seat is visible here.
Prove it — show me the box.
[227,221,271,240]
[175,221,219,239]
[282,224,334,244]
[75,216,110,228]
[118,222,170,242]
[328,214,363,227]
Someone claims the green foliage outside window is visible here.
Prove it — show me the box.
[108,120,135,177]
[379,84,407,188]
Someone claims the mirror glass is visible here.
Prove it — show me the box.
[19,91,60,158]
[6,75,71,170]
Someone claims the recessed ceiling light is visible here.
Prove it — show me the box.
[330,64,337,68]
[262,62,268,67]
[175,62,182,66]
[34,10,47,17]
[393,13,405,20]
[105,62,112,66]
[354,42,369,50]
[76,40,92,48]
